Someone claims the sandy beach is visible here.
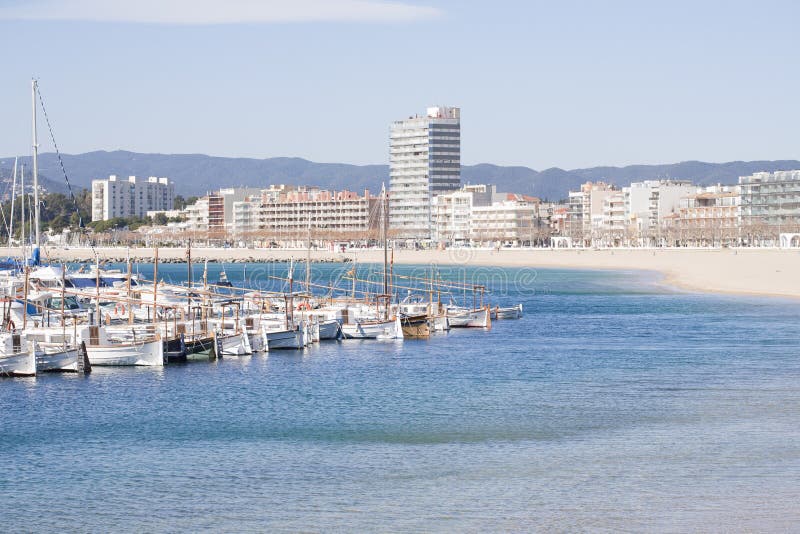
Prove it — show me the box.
[30,245,800,299]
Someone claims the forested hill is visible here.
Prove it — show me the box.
[2,150,799,200]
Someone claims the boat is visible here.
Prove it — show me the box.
[0,333,35,376]
[213,330,251,356]
[341,316,403,340]
[317,318,341,340]
[27,327,85,372]
[430,314,450,332]
[216,269,233,288]
[163,334,189,363]
[183,334,216,359]
[447,306,491,328]
[400,313,430,338]
[36,345,81,372]
[83,326,164,366]
[493,304,523,320]
[262,326,304,350]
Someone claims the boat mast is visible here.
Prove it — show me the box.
[61,263,66,338]
[22,267,29,329]
[126,248,133,325]
[351,253,357,300]
[305,214,311,298]
[382,184,388,297]
[20,163,25,260]
[286,257,294,330]
[289,257,294,326]
[186,240,192,317]
[31,79,40,252]
[202,258,208,328]
[9,158,17,249]
[153,246,159,330]
[95,256,101,325]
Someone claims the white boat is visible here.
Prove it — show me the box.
[447,306,491,328]
[0,333,36,376]
[24,327,86,372]
[36,345,80,372]
[86,337,164,366]
[246,329,265,352]
[493,304,523,320]
[341,316,404,340]
[242,317,265,352]
[214,330,252,356]
[318,319,341,340]
[430,314,450,332]
[262,327,304,350]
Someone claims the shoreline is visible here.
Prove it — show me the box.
[28,246,800,300]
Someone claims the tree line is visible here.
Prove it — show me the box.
[0,188,189,241]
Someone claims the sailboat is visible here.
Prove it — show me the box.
[260,259,304,350]
[340,184,403,340]
[22,80,81,371]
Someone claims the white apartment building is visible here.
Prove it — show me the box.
[624,180,697,235]
[430,184,540,246]
[431,184,498,244]
[572,182,617,238]
[471,200,539,245]
[184,197,210,233]
[601,191,627,241]
[739,170,800,229]
[219,188,262,230]
[91,175,175,221]
[389,106,461,240]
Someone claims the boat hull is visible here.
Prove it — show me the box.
[448,307,491,328]
[401,314,430,338]
[431,315,450,332]
[86,338,164,366]
[0,350,36,376]
[263,329,304,350]
[37,347,80,372]
[341,317,403,340]
[493,304,523,320]
[318,319,341,340]
[247,330,265,352]
[215,331,252,356]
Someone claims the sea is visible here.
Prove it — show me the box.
[2,263,799,532]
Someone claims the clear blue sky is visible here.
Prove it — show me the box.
[0,0,797,169]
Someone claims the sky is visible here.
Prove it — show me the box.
[0,0,798,170]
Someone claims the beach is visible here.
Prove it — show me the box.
[34,246,800,299]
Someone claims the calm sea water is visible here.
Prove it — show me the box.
[2,263,800,532]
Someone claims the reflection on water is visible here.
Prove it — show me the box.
[2,265,800,531]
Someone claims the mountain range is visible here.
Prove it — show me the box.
[1,150,799,200]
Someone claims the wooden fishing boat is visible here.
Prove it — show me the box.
[447,306,491,329]
[0,333,35,376]
[400,313,430,338]
[492,304,523,320]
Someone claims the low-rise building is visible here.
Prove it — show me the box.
[671,185,740,245]
[470,198,540,246]
[232,187,379,241]
[624,180,697,241]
